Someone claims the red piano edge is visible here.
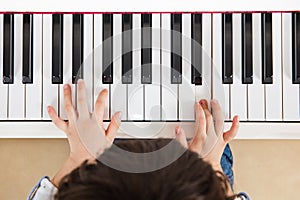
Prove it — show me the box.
[0,11,300,14]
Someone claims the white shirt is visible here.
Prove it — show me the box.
[28,177,57,200]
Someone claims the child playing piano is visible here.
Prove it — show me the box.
[28,80,250,200]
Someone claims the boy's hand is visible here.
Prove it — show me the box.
[200,99,239,168]
[175,99,239,169]
[48,79,121,166]
[48,80,121,187]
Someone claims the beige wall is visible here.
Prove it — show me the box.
[0,139,300,200]
[231,140,300,199]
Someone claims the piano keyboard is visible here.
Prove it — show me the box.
[0,0,300,139]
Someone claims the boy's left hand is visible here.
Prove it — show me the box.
[48,79,121,166]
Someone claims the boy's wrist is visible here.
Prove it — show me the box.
[211,163,223,172]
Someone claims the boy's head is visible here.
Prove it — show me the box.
[55,139,236,200]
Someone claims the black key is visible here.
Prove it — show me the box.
[72,14,84,84]
[141,14,152,84]
[52,14,63,84]
[171,14,182,84]
[3,14,14,84]
[191,14,202,85]
[102,14,113,84]
[241,14,253,84]
[222,14,233,84]
[261,13,273,84]
[292,12,300,84]
[122,14,132,84]
[22,14,33,84]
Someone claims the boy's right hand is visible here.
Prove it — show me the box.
[175,99,239,169]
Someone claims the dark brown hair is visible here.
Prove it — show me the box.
[55,139,238,200]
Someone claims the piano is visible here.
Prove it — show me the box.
[0,0,300,139]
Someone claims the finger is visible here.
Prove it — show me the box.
[77,79,90,118]
[175,126,188,148]
[190,102,206,150]
[47,106,68,131]
[200,99,212,133]
[195,102,206,134]
[94,89,108,122]
[105,112,122,142]
[210,99,225,135]
[223,115,239,143]
[63,84,77,120]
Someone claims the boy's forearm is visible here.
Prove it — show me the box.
[51,157,78,188]
[211,163,234,196]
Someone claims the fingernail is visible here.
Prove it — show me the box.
[47,106,51,112]
[63,84,68,90]
[175,127,181,135]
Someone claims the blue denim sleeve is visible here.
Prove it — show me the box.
[220,144,234,188]
[220,145,251,199]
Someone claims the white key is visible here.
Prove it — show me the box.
[43,14,58,119]
[231,14,247,120]
[111,14,127,120]
[59,14,75,119]
[248,13,265,120]
[161,14,178,120]
[265,13,282,120]
[0,14,8,119]
[9,14,25,119]
[145,14,161,120]
[26,14,42,119]
[196,14,212,103]
[83,14,94,112]
[179,14,194,120]
[128,14,143,120]
[94,14,110,120]
[212,14,230,119]
[282,13,299,120]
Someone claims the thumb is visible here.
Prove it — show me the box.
[175,126,188,148]
[106,112,122,142]
[47,106,68,132]
[223,115,239,143]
